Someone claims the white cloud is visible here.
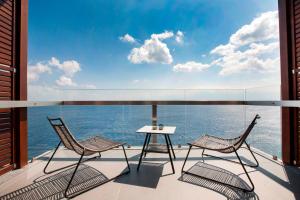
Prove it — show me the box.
[175,31,184,44]
[128,31,174,64]
[229,11,279,47]
[210,11,279,75]
[151,31,174,40]
[49,57,81,77]
[210,44,235,56]
[173,61,210,72]
[55,75,77,87]
[119,34,137,44]
[28,62,52,82]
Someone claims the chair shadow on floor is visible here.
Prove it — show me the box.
[179,161,259,200]
[0,164,109,200]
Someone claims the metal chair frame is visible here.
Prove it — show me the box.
[45,117,130,198]
[181,115,260,192]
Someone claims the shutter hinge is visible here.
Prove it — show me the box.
[292,69,295,74]
[13,68,16,73]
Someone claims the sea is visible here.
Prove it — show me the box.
[28,105,281,159]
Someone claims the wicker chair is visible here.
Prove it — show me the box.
[181,114,260,192]
[45,117,130,198]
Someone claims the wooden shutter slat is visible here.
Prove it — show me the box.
[0,93,11,98]
[0,153,10,162]
[295,0,300,6]
[0,15,12,27]
[0,47,11,56]
[295,7,300,15]
[0,158,11,167]
[0,20,11,32]
[0,132,10,139]
[0,108,10,113]
[296,3,300,11]
[0,76,11,82]
[0,26,11,36]
[0,148,10,158]
[0,137,10,145]
[0,59,10,66]
[0,41,11,51]
[0,0,12,11]
[0,97,10,100]
[0,70,11,77]
[0,81,11,87]
[0,0,12,7]
[0,35,11,46]
[0,86,11,92]
[0,58,10,65]
[0,12,11,23]
[0,52,11,61]
[0,65,13,72]
[0,30,11,42]
[0,6,12,18]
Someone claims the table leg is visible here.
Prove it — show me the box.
[144,134,152,158]
[164,135,175,174]
[167,135,176,159]
[137,133,150,171]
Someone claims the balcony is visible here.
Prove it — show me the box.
[1,0,300,199]
[0,88,299,199]
[0,148,299,200]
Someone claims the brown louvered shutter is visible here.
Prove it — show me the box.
[0,0,16,175]
[292,0,300,165]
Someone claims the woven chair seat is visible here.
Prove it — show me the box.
[80,136,124,155]
[189,135,240,153]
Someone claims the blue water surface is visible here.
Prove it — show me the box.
[28,105,281,159]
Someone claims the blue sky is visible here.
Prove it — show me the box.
[28,0,279,99]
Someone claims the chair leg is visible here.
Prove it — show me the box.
[64,152,84,198]
[233,148,255,192]
[44,141,69,174]
[181,145,192,173]
[244,141,259,167]
[201,149,205,162]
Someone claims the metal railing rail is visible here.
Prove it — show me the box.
[0,100,300,108]
[11,99,285,159]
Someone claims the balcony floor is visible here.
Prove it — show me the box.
[0,147,299,200]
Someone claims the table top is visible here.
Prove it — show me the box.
[136,125,176,135]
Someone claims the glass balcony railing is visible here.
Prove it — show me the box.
[27,86,281,160]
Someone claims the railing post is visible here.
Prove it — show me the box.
[152,104,157,143]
